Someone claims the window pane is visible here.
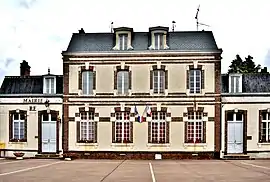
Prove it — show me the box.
[262,122,267,142]
[230,76,235,93]
[50,78,55,93]
[43,113,49,121]
[46,78,50,93]
[13,122,19,139]
[235,77,239,92]
[119,34,128,50]
[236,113,242,121]
[227,112,233,121]
[117,71,129,94]
[82,71,93,95]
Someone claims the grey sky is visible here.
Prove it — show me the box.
[0,0,269,83]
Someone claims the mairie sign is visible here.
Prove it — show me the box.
[23,98,43,103]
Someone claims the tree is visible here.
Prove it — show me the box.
[228,54,261,73]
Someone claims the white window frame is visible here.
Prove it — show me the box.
[150,112,166,143]
[43,76,56,94]
[115,112,131,142]
[13,113,25,139]
[154,33,164,50]
[119,33,128,50]
[82,71,93,95]
[80,112,95,141]
[187,112,203,143]
[261,112,270,142]
[153,70,165,94]
[189,69,201,94]
[229,74,242,93]
[117,71,129,95]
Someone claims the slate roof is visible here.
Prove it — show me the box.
[0,75,63,94]
[221,73,270,93]
[64,30,220,53]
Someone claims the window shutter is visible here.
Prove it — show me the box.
[129,71,132,89]
[184,122,188,143]
[150,70,153,89]
[114,71,117,90]
[203,121,206,143]
[23,111,27,141]
[130,122,133,143]
[166,121,170,143]
[165,70,168,89]
[93,71,96,90]
[259,111,262,142]
[186,70,190,89]
[201,70,205,89]
[112,122,115,143]
[78,71,82,90]
[77,121,80,142]
[9,112,13,141]
[94,121,98,143]
[148,122,151,143]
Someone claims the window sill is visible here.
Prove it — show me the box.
[8,142,27,144]
[111,143,134,147]
[147,143,170,147]
[183,143,207,148]
[257,143,270,147]
[76,143,98,146]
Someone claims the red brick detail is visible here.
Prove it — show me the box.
[214,61,221,153]
[63,62,70,152]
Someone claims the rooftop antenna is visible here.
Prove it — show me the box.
[172,21,176,32]
[110,22,114,33]
[195,5,210,31]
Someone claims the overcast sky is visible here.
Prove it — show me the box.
[0,0,270,84]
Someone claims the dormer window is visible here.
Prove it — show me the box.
[229,74,242,93]
[43,76,56,94]
[112,27,133,51]
[148,26,169,50]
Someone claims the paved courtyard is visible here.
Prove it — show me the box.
[0,158,270,181]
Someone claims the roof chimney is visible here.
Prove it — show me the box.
[20,60,31,77]
[78,28,85,34]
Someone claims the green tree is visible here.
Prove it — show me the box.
[228,54,261,73]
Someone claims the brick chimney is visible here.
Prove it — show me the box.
[20,60,31,77]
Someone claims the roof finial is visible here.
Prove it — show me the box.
[48,67,50,75]
[111,22,114,33]
[172,21,176,32]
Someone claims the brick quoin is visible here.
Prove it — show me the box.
[63,62,69,152]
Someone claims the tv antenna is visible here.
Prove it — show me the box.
[172,21,176,32]
[110,22,114,33]
[195,5,210,31]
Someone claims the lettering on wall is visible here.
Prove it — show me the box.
[29,106,36,111]
[23,99,43,103]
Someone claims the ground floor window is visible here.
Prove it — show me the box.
[9,110,27,142]
[113,111,132,143]
[77,111,97,143]
[260,111,270,142]
[149,111,169,143]
[186,111,204,143]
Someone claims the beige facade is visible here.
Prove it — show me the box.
[221,95,270,158]
[0,97,62,157]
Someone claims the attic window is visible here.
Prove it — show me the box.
[112,27,133,51]
[43,76,56,94]
[229,74,242,93]
[148,26,169,50]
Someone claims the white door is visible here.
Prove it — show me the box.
[42,114,57,153]
[227,113,243,154]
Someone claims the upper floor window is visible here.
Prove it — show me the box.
[154,33,164,50]
[189,69,201,94]
[119,34,128,50]
[153,70,165,94]
[117,70,129,95]
[82,71,94,95]
[44,77,56,94]
[229,74,242,93]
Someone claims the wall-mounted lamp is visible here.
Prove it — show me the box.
[44,99,50,113]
